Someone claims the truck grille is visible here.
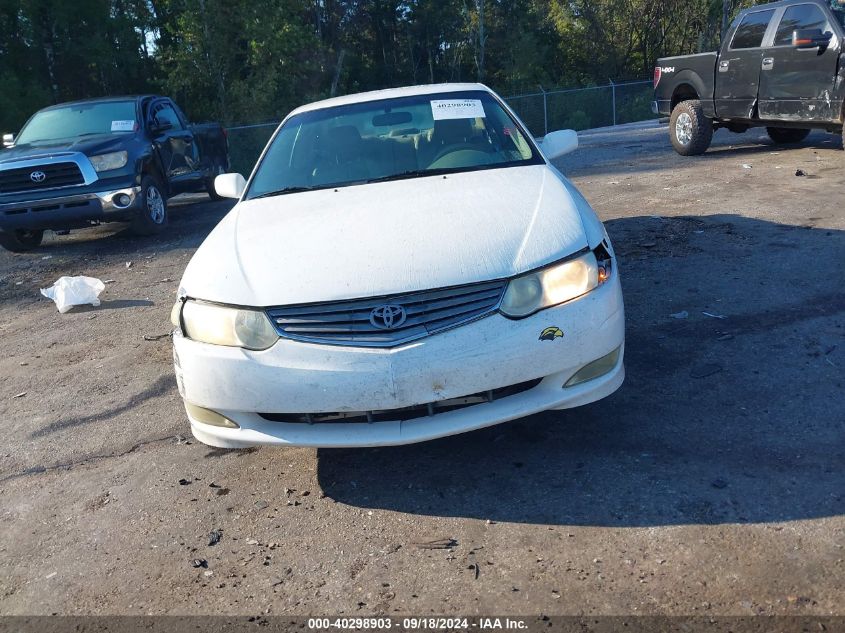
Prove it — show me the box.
[266,280,507,347]
[0,162,85,194]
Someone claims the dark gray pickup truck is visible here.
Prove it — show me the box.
[654,0,845,155]
[0,95,228,251]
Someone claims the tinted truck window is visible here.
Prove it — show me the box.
[774,4,830,45]
[730,10,775,49]
[152,102,183,131]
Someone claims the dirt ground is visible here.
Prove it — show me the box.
[0,122,843,617]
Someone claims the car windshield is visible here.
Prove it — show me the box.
[15,101,138,144]
[246,90,542,199]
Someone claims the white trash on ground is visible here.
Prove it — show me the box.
[40,276,106,313]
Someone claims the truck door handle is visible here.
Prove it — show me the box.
[762,57,774,70]
[719,61,730,72]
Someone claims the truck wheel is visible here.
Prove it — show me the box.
[205,163,225,201]
[767,128,810,144]
[131,175,168,236]
[0,229,44,252]
[670,100,713,156]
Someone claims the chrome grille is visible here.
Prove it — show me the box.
[266,280,507,347]
[0,162,84,194]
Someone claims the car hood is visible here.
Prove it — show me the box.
[0,134,133,163]
[181,164,592,306]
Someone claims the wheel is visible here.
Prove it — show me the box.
[205,162,226,201]
[767,127,810,144]
[669,100,713,156]
[131,175,168,235]
[0,229,44,252]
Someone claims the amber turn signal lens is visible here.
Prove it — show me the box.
[185,402,239,428]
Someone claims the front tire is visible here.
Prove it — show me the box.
[670,100,713,156]
[0,229,44,252]
[205,162,225,201]
[130,175,168,236]
[767,127,810,144]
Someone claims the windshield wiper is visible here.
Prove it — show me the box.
[251,186,322,199]
[366,168,456,184]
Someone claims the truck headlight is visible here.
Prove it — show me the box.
[89,151,128,172]
[500,249,610,319]
[177,300,278,350]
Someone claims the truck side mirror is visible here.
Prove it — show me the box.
[2,133,14,148]
[214,173,246,199]
[540,129,578,159]
[793,28,831,49]
[150,117,173,133]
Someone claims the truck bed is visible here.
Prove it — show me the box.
[654,52,717,117]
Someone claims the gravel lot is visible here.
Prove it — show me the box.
[0,122,843,617]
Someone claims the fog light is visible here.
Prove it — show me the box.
[114,193,132,208]
[185,402,239,428]
[564,347,621,387]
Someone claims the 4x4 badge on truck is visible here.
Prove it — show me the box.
[29,171,46,183]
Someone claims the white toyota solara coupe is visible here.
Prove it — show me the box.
[171,83,625,448]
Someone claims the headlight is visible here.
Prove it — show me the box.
[89,151,128,172]
[177,300,278,350]
[500,250,609,318]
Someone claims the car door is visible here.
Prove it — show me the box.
[758,3,841,121]
[149,100,201,191]
[715,8,777,119]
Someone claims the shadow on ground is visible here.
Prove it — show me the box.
[558,128,842,179]
[2,196,234,261]
[316,214,845,527]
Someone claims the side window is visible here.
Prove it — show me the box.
[730,10,776,49]
[152,102,184,131]
[774,5,831,45]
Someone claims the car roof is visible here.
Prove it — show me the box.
[39,95,161,112]
[744,0,830,12]
[288,83,494,116]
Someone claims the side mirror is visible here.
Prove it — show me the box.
[541,129,578,159]
[793,28,831,49]
[150,118,173,133]
[2,133,14,148]
[214,173,246,199]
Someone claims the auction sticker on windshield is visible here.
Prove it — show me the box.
[431,99,486,120]
[111,120,135,132]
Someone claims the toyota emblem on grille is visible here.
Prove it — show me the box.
[30,170,47,183]
[369,304,407,330]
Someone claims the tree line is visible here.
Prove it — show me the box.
[0,0,756,131]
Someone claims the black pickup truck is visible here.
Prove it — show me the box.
[654,0,845,155]
[0,95,228,251]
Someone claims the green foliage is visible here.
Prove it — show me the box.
[0,0,156,131]
[0,0,731,132]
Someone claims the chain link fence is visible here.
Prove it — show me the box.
[505,79,656,137]
[225,79,656,174]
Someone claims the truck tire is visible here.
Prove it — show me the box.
[205,162,225,201]
[670,100,713,156]
[130,175,168,236]
[0,229,44,252]
[767,127,810,144]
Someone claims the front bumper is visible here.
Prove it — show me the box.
[0,186,141,231]
[173,277,625,448]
